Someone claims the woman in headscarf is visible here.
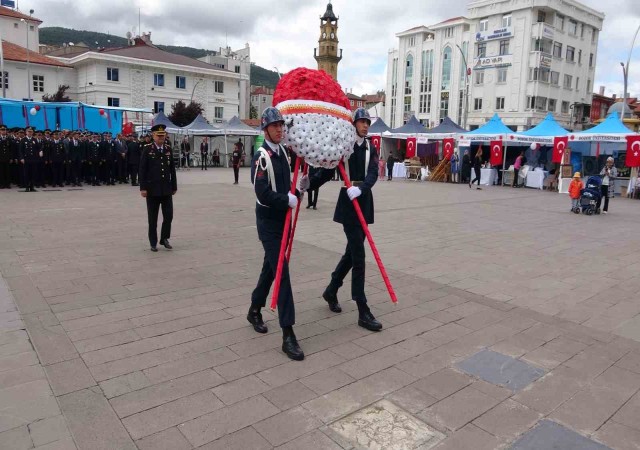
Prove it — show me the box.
[450,151,460,183]
[461,149,471,184]
[596,156,617,214]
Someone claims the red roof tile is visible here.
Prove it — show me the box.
[0,6,42,23]
[242,119,261,128]
[434,16,467,26]
[2,40,71,68]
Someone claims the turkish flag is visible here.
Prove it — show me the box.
[371,135,381,155]
[626,135,640,167]
[406,137,417,158]
[552,136,568,163]
[443,138,454,160]
[490,140,503,166]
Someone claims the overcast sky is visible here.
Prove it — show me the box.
[26,0,640,97]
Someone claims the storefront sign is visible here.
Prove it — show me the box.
[475,27,513,42]
[543,25,554,39]
[473,54,513,70]
[539,54,552,68]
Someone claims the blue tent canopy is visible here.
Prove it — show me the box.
[466,114,513,141]
[369,117,391,134]
[577,112,633,135]
[389,115,428,135]
[521,113,568,136]
[425,117,467,137]
[0,99,151,134]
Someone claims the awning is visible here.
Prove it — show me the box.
[509,113,569,144]
[150,111,182,134]
[460,114,513,141]
[182,114,220,136]
[368,117,391,135]
[219,116,261,136]
[570,112,636,142]
[388,115,428,138]
[424,117,467,139]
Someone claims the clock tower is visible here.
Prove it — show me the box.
[314,2,342,80]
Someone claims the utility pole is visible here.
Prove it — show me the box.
[456,44,470,129]
[0,27,5,98]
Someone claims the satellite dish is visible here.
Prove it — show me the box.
[126,31,132,39]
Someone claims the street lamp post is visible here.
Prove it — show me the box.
[21,18,31,100]
[190,79,202,104]
[0,27,5,98]
[621,24,640,119]
[456,44,470,130]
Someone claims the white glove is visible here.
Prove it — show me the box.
[288,192,298,209]
[299,175,310,193]
[347,186,362,201]
[39,151,43,157]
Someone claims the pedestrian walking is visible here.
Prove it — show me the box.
[470,146,483,190]
[306,165,320,210]
[232,143,242,184]
[513,151,524,188]
[569,172,583,214]
[596,156,617,214]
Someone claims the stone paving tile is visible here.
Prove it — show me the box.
[510,419,612,450]
[0,425,33,450]
[299,367,356,396]
[472,399,542,441]
[212,375,270,405]
[195,426,273,450]
[275,429,343,450]
[512,366,589,415]
[178,395,280,447]
[0,379,61,433]
[0,364,46,389]
[254,406,323,446]
[411,367,473,400]
[594,421,640,450]
[44,358,96,396]
[386,385,439,414]
[432,423,504,450]
[263,380,318,411]
[98,371,151,399]
[135,427,192,450]
[610,392,640,431]
[28,415,71,447]
[257,349,346,388]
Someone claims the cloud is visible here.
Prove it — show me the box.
[26,0,640,97]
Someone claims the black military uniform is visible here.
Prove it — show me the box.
[139,124,177,251]
[115,136,127,183]
[232,145,242,184]
[68,133,84,186]
[248,107,303,361]
[309,108,382,332]
[100,132,115,185]
[10,129,24,187]
[87,135,102,186]
[49,132,66,187]
[127,137,141,186]
[19,127,39,192]
[199,140,208,170]
[0,125,11,188]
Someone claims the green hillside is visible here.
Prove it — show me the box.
[40,27,280,88]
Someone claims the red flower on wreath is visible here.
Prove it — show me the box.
[273,68,351,111]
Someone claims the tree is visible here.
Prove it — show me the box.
[250,105,258,120]
[168,100,203,127]
[42,85,72,102]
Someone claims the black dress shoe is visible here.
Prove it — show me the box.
[160,239,172,249]
[150,246,158,252]
[322,290,342,313]
[247,308,268,334]
[358,311,383,331]
[306,205,311,209]
[282,334,304,361]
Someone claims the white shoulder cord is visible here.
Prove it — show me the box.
[253,146,293,207]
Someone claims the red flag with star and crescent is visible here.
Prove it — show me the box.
[371,135,381,155]
[443,138,454,160]
[406,137,417,158]
[626,135,640,167]
[490,140,503,166]
[552,136,568,164]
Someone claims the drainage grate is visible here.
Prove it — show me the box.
[329,400,445,450]
[457,349,545,392]
[510,420,612,450]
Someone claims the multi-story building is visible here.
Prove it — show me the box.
[251,86,274,116]
[0,6,73,101]
[346,92,365,112]
[52,33,244,125]
[385,0,604,132]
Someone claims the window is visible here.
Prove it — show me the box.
[575,77,580,90]
[587,79,592,93]
[479,19,489,32]
[214,80,224,93]
[578,49,582,64]
[391,57,398,97]
[405,54,414,95]
[390,99,396,128]
[214,107,223,119]
[440,92,449,118]
[533,38,552,54]
[474,98,483,111]
[555,14,565,32]
[592,27,598,44]
[408,36,416,47]
[29,25,34,31]
[529,67,550,83]
[495,97,505,110]
[477,42,486,58]
[497,68,508,83]
[566,46,575,62]
[537,10,547,24]
[499,39,510,56]
[444,27,454,38]
[502,14,512,28]
[153,101,165,113]
[1,71,7,89]
[589,53,594,67]
[404,96,412,113]
[234,65,240,74]
[564,74,573,89]
[350,100,354,106]
[552,42,562,58]
[568,19,578,35]
[421,49,434,93]
[441,47,452,91]
[107,67,119,82]
[13,22,17,28]
[418,93,431,114]
[32,75,44,92]
[561,101,570,114]
[526,96,536,110]
[580,23,585,38]
[536,96,547,110]
[548,99,556,112]
[474,71,485,85]
[175,76,186,89]
[153,73,164,87]
[107,97,120,107]
[550,71,560,85]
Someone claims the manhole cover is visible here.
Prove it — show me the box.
[329,400,445,450]
[457,349,545,392]
[510,420,611,449]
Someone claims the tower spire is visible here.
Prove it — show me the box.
[314,2,342,80]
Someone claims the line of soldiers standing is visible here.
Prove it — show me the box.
[0,125,150,191]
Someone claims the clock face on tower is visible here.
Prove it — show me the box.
[322,32,326,38]
[331,32,335,39]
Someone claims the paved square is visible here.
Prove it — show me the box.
[509,420,612,450]
[329,400,444,449]
[457,349,546,392]
[1,168,640,449]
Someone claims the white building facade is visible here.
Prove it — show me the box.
[385,0,604,131]
[54,38,246,125]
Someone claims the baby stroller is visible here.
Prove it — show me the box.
[580,176,602,215]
